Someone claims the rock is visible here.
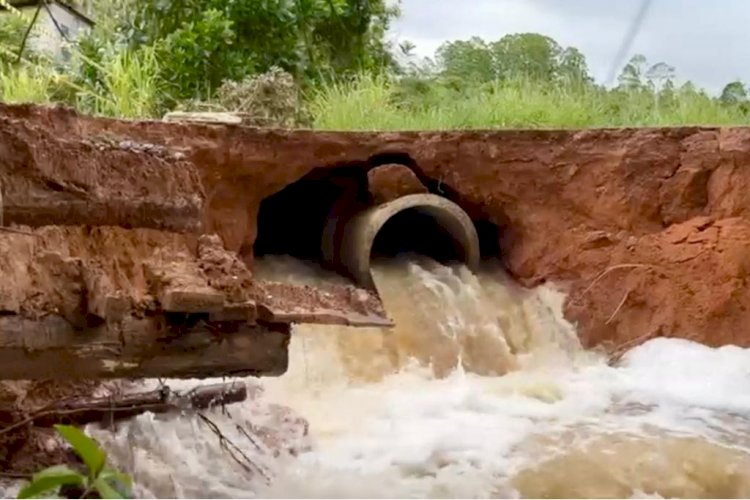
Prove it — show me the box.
[162,111,243,125]
[367,163,428,204]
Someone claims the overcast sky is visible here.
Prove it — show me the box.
[390,0,747,93]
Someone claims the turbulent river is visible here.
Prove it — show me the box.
[80,256,750,498]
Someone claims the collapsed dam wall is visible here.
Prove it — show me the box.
[2,103,749,363]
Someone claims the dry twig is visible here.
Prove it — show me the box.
[605,290,631,324]
[579,263,658,298]
[197,412,270,482]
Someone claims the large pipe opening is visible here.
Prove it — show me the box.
[254,165,483,291]
[366,153,503,259]
[325,193,481,290]
[371,208,465,262]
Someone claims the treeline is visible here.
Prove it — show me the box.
[310,32,750,130]
[0,0,748,128]
[403,33,748,111]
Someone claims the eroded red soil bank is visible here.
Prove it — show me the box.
[3,103,750,353]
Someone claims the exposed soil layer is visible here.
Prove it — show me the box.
[367,163,428,204]
[250,280,391,327]
[0,117,203,232]
[2,103,749,352]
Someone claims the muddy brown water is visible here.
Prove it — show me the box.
[6,255,750,498]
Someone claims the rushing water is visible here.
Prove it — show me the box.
[83,255,750,498]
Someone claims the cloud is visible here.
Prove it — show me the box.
[391,0,750,92]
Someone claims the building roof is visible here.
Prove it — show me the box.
[4,0,95,26]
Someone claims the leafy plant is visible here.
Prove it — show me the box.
[77,45,162,118]
[157,8,243,103]
[0,11,32,64]
[120,0,398,101]
[0,62,56,104]
[17,425,133,499]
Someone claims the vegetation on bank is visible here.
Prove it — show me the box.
[17,425,132,499]
[309,73,750,130]
[0,0,748,129]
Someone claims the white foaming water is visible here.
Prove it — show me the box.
[88,256,750,499]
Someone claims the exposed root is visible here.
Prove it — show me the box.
[197,412,271,483]
[0,381,249,475]
[605,289,631,324]
[574,264,664,327]
[579,263,659,298]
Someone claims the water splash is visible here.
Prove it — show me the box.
[89,256,750,498]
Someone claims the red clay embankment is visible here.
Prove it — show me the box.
[3,103,749,352]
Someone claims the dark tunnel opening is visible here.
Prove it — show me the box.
[370,208,467,264]
[253,159,504,280]
[252,165,369,260]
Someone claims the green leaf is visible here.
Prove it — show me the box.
[93,477,124,499]
[99,469,134,498]
[54,424,107,478]
[17,465,85,499]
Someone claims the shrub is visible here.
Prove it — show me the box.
[17,425,133,499]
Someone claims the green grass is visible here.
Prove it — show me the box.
[309,74,750,130]
[0,62,59,104]
[79,45,161,119]
[1,56,748,129]
[0,45,162,119]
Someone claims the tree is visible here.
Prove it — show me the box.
[436,37,495,84]
[399,40,416,57]
[435,33,593,87]
[618,54,648,90]
[558,47,591,85]
[116,0,400,101]
[645,61,675,92]
[491,33,562,82]
[720,80,748,105]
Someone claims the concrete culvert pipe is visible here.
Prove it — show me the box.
[323,193,481,291]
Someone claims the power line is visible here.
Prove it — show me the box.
[606,0,654,86]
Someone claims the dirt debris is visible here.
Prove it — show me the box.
[250,280,391,327]
[198,233,254,303]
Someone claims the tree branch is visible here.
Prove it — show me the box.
[0,381,249,434]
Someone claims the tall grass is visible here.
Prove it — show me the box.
[0,63,60,104]
[309,74,750,130]
[1,55,748,129]
[0,45,162,118]
[79,46,161,119]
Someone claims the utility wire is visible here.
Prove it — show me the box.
[43,0,73,42]
[16,0,44,62]
[606,0,654,86]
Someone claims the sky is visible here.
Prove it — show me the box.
[389,0,748,93]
